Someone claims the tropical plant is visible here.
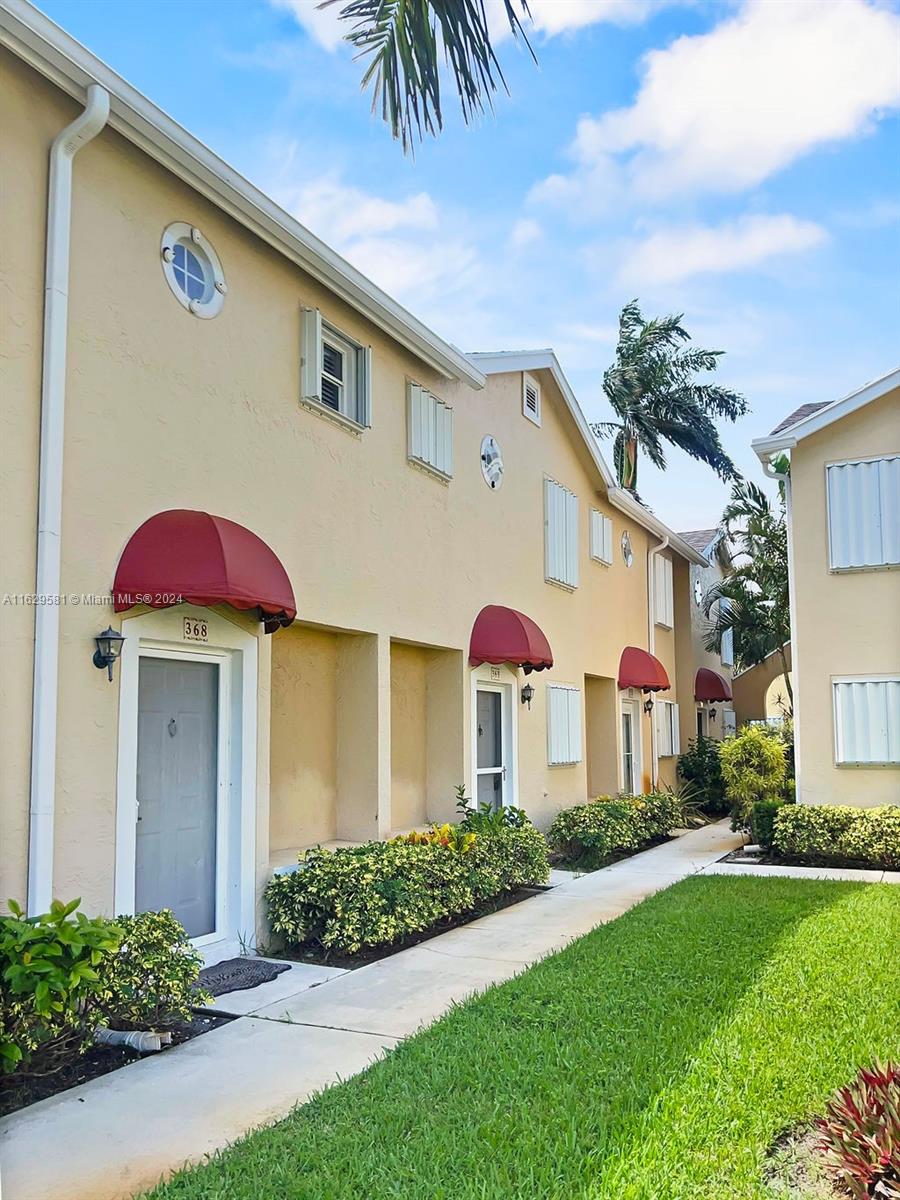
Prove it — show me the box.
[774,804,900,868]
[816,1061,900,1199]
[677,735,728,815]
[718,724,786,828]
[546,792,684,870]
[590,300,746,495]
[703,474,792,705]
[324,0,534,150]
[456,786,528,833]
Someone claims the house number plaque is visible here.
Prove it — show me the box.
[183,617,209,643]
[490,666,501,680]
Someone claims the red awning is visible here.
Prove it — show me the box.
[694,667,733,702]
[469,605,553,674]
[113,510,296,632]
[617,646,670,692]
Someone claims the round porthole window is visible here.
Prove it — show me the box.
[693,578,703,606]
[621,530,634,567]
[161,222,226,318]
[480,435,504,489]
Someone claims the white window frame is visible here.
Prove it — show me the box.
[300,307,372,431]
[470,663,518,808]
[826,454,900,572]
[656,699,680,758]
[655,555,674,629]
[590,509,614,566]
[620,694,642,793]
[522,372,542,427]
[832,674,900,767]
[547,683,582,766]
[408,382,453,479]
[160,222,226,319]
[544,477,579,590]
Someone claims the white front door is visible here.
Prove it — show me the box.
[475,683,510,810]
[621,699,642,794]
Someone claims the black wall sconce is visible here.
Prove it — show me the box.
[643,696,655,714]
[521,682,535,709]
[93,626,125,681]
[709,706,718,722]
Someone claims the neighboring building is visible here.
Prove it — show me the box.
[732,646,793,726]
[0,3,709,960]
[752,369,900,807]
[674,529,736,746]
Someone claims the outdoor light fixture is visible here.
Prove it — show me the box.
[709,706,718,722]
[521,682,535,709]
[93,626,125,681]
[643,696,655,714]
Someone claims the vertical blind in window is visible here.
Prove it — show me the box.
[408,384,453,477]
[827,456,900,569]
[590,510,614,564]
[833,678,900,765]
[547,684,582,766]
[544,479,579,589]
[654,555,674,628]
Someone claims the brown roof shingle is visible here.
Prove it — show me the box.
[769,401,831,436]
[678,528,719,555]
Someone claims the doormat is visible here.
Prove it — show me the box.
[198,957,292,997]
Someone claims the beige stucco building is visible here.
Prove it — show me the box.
[1,4,717,960]
[752,370,900,808]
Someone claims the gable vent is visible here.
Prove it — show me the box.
[522,372,541,427]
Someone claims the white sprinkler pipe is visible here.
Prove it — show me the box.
[28,84,110,916]
[647,534,669,789]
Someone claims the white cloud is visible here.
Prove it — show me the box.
[541,0,900,202]
[489,0,687,41]
[618,214,828,286]
[509,218,543,249]
[271,0,345,50]
[280,174,439,243]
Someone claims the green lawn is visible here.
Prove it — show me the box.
[146,876,900,1200]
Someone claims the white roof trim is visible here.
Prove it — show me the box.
[752,366,900,460]
[0,0,484,389]
[469,350,708,566]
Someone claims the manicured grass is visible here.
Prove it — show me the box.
[146,876,900,1199]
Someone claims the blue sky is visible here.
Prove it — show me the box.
[38,0,900,528]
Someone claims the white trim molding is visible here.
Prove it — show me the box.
[470,663,519,810]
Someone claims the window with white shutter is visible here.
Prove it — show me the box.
[590,510,614,565]
[522,372,541,426]
[827,455,900,570]
[832,677,900,765]
[544,478,579,589]
[720,598,734,667]
[407,383,453,478]
[300,308,371,428]
[547,684,582,766]
[654,555,674,628]
[655,700,680,757]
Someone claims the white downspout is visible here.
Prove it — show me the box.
[647,534,669,790]
[27,84,110,915]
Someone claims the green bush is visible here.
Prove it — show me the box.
[98,910,210,1030]
[749,798,785,850]
[0,899,121,1076]
[677,735,728,814]
[266,821,549,955]
[773,804,900,868]
[719,725,786,827]
[546,792,684,868]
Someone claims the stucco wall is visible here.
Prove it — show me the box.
[790,387,900,806]
[390,642,428,832]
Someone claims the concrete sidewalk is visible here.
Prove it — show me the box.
[0,821,741,1200]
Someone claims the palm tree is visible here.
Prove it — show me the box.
[322,0,534,150]
[703,476,792,711]
[590,301,748,494]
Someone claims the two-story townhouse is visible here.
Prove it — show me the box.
[0,1,707,960]
[752,368,900,807]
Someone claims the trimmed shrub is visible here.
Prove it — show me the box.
[0,899,121,1076]
[749,797,784,850]
[678,735,728,814]
[773,804,900,868]
[546,792,684,868]
[98,910,211,1030]
[265,821,549,954]
[816,1061,900,1199]
[719,725,786,828]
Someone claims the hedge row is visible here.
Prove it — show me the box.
[773,804,900,868]
[265,821,550,954]
[546,792,684,868]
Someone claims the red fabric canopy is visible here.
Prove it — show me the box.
[694,667,733,702]
[617,646,670,692]
[113,510,296,632]
[469,605,553,674]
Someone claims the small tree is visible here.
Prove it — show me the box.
[719,725,786,828]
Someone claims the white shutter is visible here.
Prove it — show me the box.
[547,684,582,765]
[655,701,680,757]
[408,383,452,477]
[655,556,673,627]
[590,510,613,564]
[544,479,577,588]
[827,456,900,569]
[671,702,680,756]
[833,678,900,764]
[360,345,373,427]
[565,488,579,588]
[300,307,322,401]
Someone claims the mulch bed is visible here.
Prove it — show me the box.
[0,1011,234,1119]
[279,884,552,970]
[722,847,894,872]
